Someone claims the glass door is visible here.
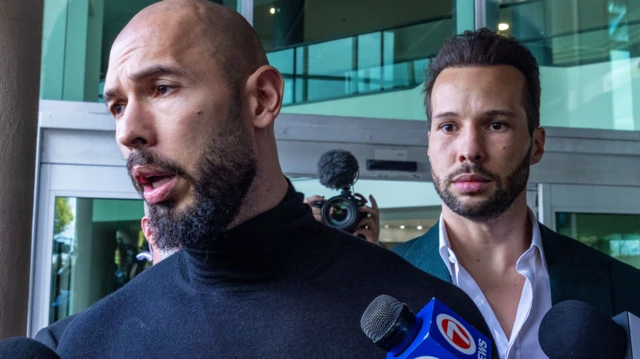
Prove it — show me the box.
[30,163,144,335]
[49,196,147,324]
[539,184,640,269]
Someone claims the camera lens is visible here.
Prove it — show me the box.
[322,197,358,231]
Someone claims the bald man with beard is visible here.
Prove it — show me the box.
[56,1,497,358]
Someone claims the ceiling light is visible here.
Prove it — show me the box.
[400,225,405,229]
[269,7,276,14]
[498,23,510,31]
[384,225,389,229]
[417,225,423,230]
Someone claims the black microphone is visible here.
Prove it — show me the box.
[361,295,494,359]
[539,300,627,359]
[317,149,359,190]
[0,337,61,358]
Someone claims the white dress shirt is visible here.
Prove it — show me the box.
[438,209,552,359]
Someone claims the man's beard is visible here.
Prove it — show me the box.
[127,96,257,251]
[431,147,531,222]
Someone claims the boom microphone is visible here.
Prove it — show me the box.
[0,337,61,358]
[361,295,494,359]
[539,300,628,359]
[317,149,359,190]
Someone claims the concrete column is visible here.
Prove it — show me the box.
[0,0,43,339]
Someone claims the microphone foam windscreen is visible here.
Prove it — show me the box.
[317,149,359,190]
[539,300,626,359]
[0,337,61,358]
[361,294,404,343]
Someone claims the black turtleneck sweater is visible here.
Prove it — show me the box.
[58,183,497,358]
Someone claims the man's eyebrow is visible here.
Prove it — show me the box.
[128,65,188,82]
[484,109,517,118]
[433,111,458,119]
[103,89,117,106]
[102,65,189,106]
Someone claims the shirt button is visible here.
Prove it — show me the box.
[449,255,455,263]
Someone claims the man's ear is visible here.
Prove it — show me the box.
[141,216,155,246]
[244,65,284,129]
[530,127,546,165]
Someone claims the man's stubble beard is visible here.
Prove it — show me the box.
[431,145,531,222]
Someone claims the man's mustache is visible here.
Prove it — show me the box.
[446,164,500,184]
[126,149,193,194]
[126,149,186,177]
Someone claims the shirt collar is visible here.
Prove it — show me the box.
[438,208,548,272]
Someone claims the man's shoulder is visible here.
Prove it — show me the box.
[314,224,452,291]
[390,226,440,269]
[541,224,640,314]
[58,255,180,345]
[541,224,639,272]
[391,233,426,257]
[312,222,411,264]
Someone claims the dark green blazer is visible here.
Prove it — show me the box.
[393,222,640,317]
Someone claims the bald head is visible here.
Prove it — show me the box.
[108,0,287,243]
[114,0,268,91]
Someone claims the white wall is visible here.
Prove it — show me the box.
[282,84,426,120]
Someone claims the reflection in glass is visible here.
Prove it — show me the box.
[49,197,148,324]
[493,0,640,131]
[556,212,640,269]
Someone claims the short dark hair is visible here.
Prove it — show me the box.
[424,28,540,134]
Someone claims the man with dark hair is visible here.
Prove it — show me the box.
[394,28,640,359]
[56,2,497,358]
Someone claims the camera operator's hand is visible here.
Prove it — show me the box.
[304,195,324,222]
[353,194,380,245]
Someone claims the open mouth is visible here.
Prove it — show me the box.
[139,174,174,189]
[132,167,178,204]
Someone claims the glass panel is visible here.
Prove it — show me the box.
[49,197,147,324]
[261,0,460,118]
[306,38,354,101]
[556,212,640,269]
[492,0,640,131]
[266,48,295,105]
[40,0,239,103]
[255,0,453,51]
[356,32,382,93]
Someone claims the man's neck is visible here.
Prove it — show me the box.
[227,168,289,230]
[443,193,532,275]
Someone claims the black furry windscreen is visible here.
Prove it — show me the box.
[317,149,359,189]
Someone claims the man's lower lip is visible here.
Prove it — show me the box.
[143,177,177,204]
[453,181,491,192]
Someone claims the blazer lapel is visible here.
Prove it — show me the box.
[541,224,612,316]
[403,222,452,283]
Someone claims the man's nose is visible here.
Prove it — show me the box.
[457,126,486,164]
[116,101,157,151]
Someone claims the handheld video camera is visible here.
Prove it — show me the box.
[310,149,365,233]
